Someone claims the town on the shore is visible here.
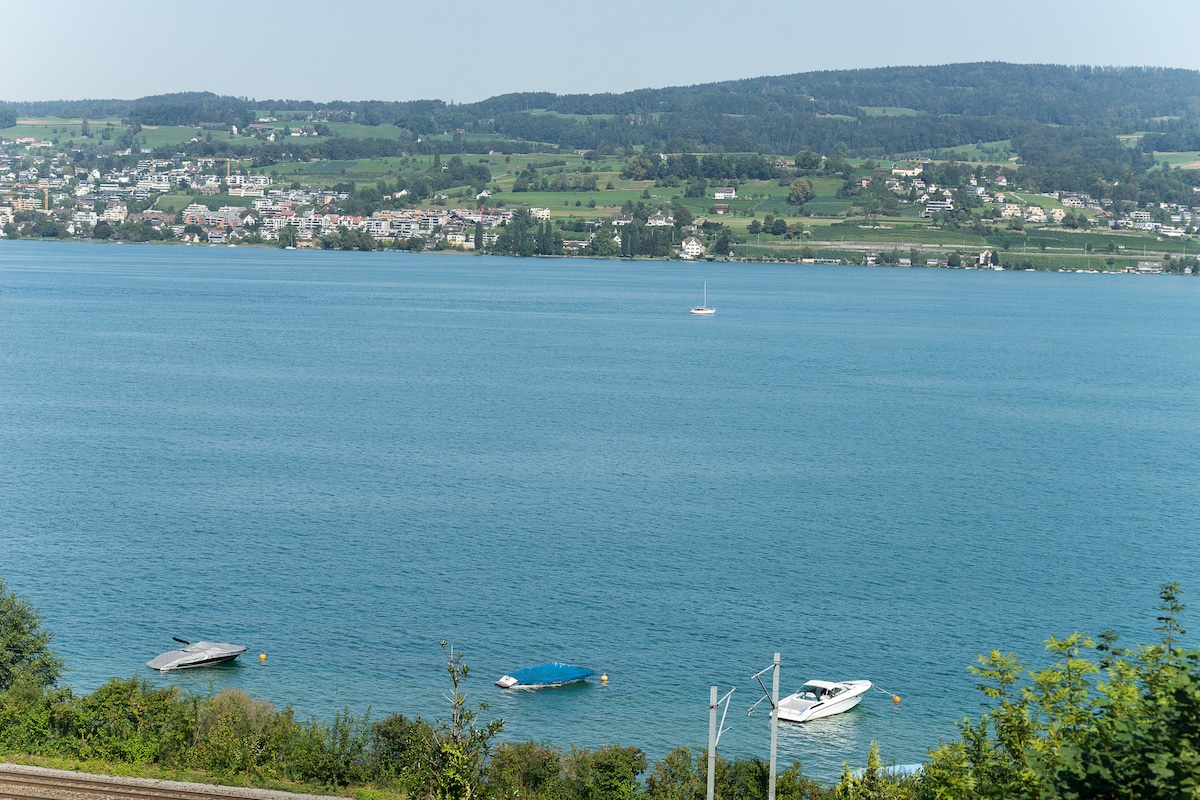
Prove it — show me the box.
[1,129,1196,275]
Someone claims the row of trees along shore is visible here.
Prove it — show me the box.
[1,577,1198,799]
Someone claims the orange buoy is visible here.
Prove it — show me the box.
[893,695,901,703]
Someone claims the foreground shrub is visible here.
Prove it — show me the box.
[0,686,72,755]
[487,741,566,798]
[290,707,373,787]
[66,678,194,764]
[192,688,296,778]
[645,746,704,800]
[371,712,436,793]
[915,584,1200,800]
[562,744,647,800]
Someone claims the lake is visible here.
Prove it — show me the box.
[1,241,1198,781]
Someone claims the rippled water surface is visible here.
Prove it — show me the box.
[2,241,1198,780]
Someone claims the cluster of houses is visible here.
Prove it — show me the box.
[173,192,528,247]
[0,143,285,236]
[884,164,1200,235]
[4,136,1200,258]
[1113,202,1197,237]
[273,204,517,247]
[0,138,535,247]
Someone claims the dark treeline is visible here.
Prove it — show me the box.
[7,64,1200,154]
[463,64,1200,125]
[1,92,255,128]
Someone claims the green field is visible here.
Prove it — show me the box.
[2,118,122,146]
[140,125,209,150]
[262,157,414,186]
[153,193,254,213]
[859,106,922,116]
[929,140,1016,163]
[1,118,272,152]
[319,122,409,140]
[528,109,619,122]
[502,187,654,211]
[1152,151,1200,169]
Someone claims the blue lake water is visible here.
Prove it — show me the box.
[1,240,1198,781]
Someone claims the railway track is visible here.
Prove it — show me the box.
[0,766,342,800]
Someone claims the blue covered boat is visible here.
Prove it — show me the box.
[496,662,596,689]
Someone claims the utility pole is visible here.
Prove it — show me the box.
[749,654,782,800]
[769,653,780,800]
[708,686,735,800]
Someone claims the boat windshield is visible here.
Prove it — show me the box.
[798,683,846,700]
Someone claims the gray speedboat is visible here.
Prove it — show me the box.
[147,638,247,671]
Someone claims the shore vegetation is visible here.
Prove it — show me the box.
[1,584,1198,799]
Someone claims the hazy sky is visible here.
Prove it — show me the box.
[4,0,1200,103]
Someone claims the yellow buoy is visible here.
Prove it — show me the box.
[893,695,901,703]
[259,653,267,663]
[600,674,608,683]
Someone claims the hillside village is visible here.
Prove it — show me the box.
[1,131,1198,272]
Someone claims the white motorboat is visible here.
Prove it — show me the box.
[776,679,872,723]
[147,638,247,671]
[690,282,715,315]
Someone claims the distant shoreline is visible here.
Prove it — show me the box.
[4,236,1194,276]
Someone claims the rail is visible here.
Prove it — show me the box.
[0,765,345,800]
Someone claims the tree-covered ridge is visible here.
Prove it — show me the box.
[6,63,1200,153]
[451,64,1200,127]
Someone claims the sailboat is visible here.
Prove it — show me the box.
[690,282,715,315]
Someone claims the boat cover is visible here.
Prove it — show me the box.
[498,662,596,687]
[147,641,247,671]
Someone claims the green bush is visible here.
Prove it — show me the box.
[645,746,704,800]
[290,707,373,787]
[487,741,565,799]
[192,689,296,778]
[372,712,436,792]
[562,745,647,800]
[915,584,1200,800]
[0,687,72,755]
[66,679,194,764]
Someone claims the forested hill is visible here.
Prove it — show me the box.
[476,63,1200,126]
[6,63,1200,158]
